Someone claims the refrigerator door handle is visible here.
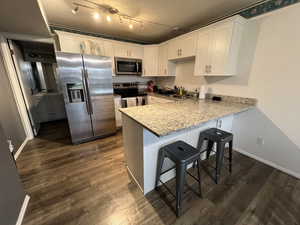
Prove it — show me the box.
[84,69,94,114]
[81,69,91,114]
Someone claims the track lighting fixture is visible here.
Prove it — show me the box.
[71,0,179,31]
[72,6,79,14]
[106,15,112,22]
[93,12,100,20]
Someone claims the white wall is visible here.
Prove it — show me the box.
[208,5,300,177]
[156,60,206,91]
[157,4,300,177]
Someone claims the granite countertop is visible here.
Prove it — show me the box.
[119,96,256,137]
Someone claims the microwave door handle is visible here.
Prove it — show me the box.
[136,61,139,74]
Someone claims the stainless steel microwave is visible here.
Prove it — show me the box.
[115,57,142,75]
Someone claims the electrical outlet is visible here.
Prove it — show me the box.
[256,137,264,146]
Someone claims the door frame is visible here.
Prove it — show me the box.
[0,36,34,140]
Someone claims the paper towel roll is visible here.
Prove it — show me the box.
[199,85,207,99]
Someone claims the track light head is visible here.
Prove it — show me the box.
[72,6,79,14]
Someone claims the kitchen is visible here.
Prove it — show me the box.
[0,0,300,225]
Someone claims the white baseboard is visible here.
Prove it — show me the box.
[16,195,30,225]
[14,138,29,160]
[235,148,300,180]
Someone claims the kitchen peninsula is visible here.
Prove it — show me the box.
[120,95,256,194]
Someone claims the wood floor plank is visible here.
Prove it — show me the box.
[16,120,300,225]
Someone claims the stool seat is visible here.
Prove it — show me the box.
[162,141,201,164]
[200,128,233,143]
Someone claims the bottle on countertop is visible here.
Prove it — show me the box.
[193,89,199,98]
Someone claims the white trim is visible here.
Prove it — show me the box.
[0,36,34,140]
[15,195,30,225]
[235,148,300,179]
[14,137,29,160]
[126,166,144,194]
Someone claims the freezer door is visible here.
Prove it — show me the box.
[82,54,116,137]
[56,52,93,143]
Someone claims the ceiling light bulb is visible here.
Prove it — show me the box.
[72,6,79,15]
[106,15,112,22]
[129,24,133,29]
[93,12,100,20]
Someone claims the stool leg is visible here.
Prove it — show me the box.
[155,150,165,189]
[229,140,233,173]
[197,135,206,152]
[176,163,186,217]
[206,140,214,160]
[215,142,225,184]
[196,159,202,197]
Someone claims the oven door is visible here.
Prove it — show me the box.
[115,57,139,75]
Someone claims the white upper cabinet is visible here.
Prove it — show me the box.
[194,16,246,76]
[168,32,197,60]
[158,43,176,76]
[56,31,85,54]
[113,43,143,59]
[143,45,159,76]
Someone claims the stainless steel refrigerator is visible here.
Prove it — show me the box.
[56,52,116,144]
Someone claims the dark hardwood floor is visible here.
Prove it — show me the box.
[17,121,300,225]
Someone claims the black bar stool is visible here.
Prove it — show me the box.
[197,128,233,184]
[155,141,202,217]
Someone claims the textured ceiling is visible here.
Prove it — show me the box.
[41,0,265,43]
[0,0,50,37]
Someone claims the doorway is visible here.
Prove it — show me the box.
[8,40,70,140]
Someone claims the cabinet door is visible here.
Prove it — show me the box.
[58,34,82,53]
[179,33,197,58]
[210,22,233,75]
[88,40,105,56]
[102,41,113,57]
[143,46,158,76]
[168,39,181,60]
[129,45,143,59]
[113,43,128,57]
[158,44,168,75]
[194,29,212,76]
